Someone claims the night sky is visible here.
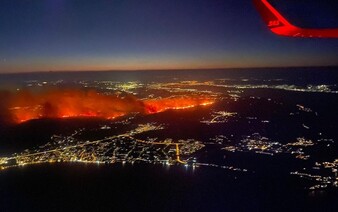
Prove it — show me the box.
[0,0,337,73]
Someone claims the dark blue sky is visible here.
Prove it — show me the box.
[0,0,337,73]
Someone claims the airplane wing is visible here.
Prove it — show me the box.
[253,0,338,38]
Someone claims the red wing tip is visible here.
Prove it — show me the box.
[253,0,338,38]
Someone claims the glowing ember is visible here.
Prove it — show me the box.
[144,97,214,114]
[1,89,214,123]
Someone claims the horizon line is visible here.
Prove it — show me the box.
[1,65,338,75]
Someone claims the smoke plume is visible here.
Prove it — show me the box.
[0,88,214,124]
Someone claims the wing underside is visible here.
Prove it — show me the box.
[253,0,338,38]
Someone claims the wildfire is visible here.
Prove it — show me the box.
[144,97,214,114]
[1,89,214,123]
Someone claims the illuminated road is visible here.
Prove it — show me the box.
[175,143,186,164]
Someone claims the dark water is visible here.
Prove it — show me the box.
[1,67,338,211]
[1,163,337,212]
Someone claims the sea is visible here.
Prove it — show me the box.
[0,67,338,212]
[1,163,337,212]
